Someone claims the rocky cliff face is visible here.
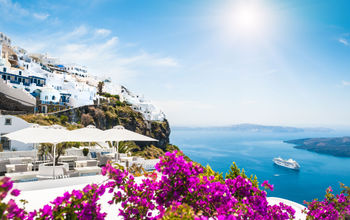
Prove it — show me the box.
[50,104,170,150]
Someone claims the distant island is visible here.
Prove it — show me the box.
[174,123,332,133]
[285,137,350,157]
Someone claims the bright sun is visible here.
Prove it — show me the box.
[226,2,268,36]
[235,6,260,31]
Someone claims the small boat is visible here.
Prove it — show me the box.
[273,157,300,170]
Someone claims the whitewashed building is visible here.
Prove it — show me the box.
[0,32,166,121]
[65,64,88,78]
[0,32,11,45]
[0,115,33,151]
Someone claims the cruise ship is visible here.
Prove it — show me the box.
[273,157,300,170]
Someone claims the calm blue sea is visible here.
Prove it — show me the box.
[170,128,350,204]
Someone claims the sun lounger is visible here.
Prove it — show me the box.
[6,163,33,173]
[74,160,101,176]
[96,152,114,166]
[58,156,78,170]
[5,171,39,181]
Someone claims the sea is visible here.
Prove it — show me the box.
[170,128,350,205]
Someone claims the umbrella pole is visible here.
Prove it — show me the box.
[117,141,119,162]
[53,143,56,178]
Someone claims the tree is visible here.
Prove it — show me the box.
[107,141,141,154]
[97,81,104,94]
[39,142,81,165]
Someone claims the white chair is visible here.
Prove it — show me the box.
[5,171,39,181]
[74,160,101,176]
[6,163,33,173]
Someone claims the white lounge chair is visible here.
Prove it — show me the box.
[74,160,101,176]
[6,163,33,173]
[5,163,38,181]
[5,171,39,181]
[96,153,114,166]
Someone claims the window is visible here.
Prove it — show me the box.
[52,95,55,100]
[45,96,48,100]
[5,118,11,125]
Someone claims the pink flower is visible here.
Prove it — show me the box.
[10,189,20,196]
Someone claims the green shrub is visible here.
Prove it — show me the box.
[60,115,69,124]
[225,162,259,188]
[82,148,89,156]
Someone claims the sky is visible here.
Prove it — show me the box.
[0,0,350,127]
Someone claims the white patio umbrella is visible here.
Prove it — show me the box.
[4,124,69,178]
[102,125,158,159]
[66,125,106,143]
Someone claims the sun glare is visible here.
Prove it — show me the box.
[224,2,270,37]
[234,6,261,31]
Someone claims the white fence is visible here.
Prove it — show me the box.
[0,150,38,160]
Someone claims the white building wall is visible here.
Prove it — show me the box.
[0,115,33,151]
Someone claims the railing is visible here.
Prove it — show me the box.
[40,101,68,106]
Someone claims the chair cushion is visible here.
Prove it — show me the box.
[9,158,22,164]
[15,164,28,172]
[90,152,97,158]
[87,160,98,167]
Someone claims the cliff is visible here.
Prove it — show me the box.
[42,103,171,150]
[285,137,350,157]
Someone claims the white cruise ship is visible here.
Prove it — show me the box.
[273,157,300,170]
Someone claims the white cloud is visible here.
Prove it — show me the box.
[339,38,349,46]
[17,25,178,82]
[0,0,28,17]
[342,80,350,86]
[0,0,50,21]
[95,28,111,37]
[33,13,49,20]
[69,25,89,37]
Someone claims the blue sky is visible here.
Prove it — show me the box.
[1,0,350,127]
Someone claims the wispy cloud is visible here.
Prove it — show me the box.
[69,25,89,38]
[17,25,178,82]
[339,38,349,46]
[342,80,350,86]
[0,0,28,18]
[95,28,111,37]
[33,13,50,20]
[0,0,50,21]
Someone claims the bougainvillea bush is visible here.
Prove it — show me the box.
[304,183,350,220]
[103,151,295,219]
[0,150,348,219]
